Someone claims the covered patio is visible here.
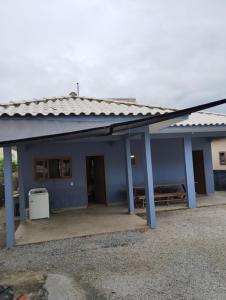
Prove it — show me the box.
[2,97,226,248]
[14,192,226,245]
[0,136,217,249]
[15,205,146,245]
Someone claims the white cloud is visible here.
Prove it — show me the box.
[1,0,226,112]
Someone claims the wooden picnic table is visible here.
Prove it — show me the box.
[133,183,187,208]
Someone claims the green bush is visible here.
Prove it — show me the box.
[0,159,18,175]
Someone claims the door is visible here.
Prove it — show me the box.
[192,150,206,194]
[86,155,107,204]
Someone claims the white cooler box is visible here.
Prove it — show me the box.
[29,188,50,220]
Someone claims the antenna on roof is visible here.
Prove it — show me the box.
[76,82,80,96]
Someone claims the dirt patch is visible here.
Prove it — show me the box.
[45,273,86,300]
[0,271,47,299]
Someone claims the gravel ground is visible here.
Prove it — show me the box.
[0,207,19,248]
[1,205,226,299]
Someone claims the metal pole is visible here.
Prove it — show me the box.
[76,82,80,96]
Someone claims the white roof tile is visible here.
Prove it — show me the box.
[173,111,226,127]
[0,96,173,117]
[0,96,226,127]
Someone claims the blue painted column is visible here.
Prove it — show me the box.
[3,146,15,248]
[183,136,196,208]
[17,145,26,223]
[124,136,134,214]
[142,127,156,228]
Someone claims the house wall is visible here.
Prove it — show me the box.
[211,138,226,170]
[19,136,215,209]
[0,115,137,143]
[131,138,186,186]
[211,138,226,190]
[213,171,226,191]
[131,137,214,194]
[20,140,127,209]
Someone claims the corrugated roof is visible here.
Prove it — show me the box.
[0,95,226,127]
[172,111,226,127]
[0,96,173,117]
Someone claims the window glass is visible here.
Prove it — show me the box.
[35,160,48,179]
[34,158,72,179]
[62,159,71,177]
[219,152,226,165]
[48,159,61,178]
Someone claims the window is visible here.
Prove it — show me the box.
[219,152,226,165]
[34,160,48,180]
[49,159,61,178]
[34,158,72,179]
[62,159,72,177]
[130,154,136,166]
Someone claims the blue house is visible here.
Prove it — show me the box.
[1,95,226,248]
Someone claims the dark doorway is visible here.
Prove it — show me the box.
[86,155,107,204]
[192,150,206,194]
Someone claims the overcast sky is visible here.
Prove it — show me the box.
[1,0,226,112]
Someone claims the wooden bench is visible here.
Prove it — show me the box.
[154,191,186,205]
[134,184,187,208]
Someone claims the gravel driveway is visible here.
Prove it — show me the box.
[1,205,226,299]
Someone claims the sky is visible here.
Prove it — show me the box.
[1,0,226,112]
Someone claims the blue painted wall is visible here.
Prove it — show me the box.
[131,137,214,193]
[130,138,186,186]
[20,140,127,209]
[19,136,215,209]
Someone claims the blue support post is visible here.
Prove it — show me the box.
[142,127,156,228]
[3,146,15,248]
[124,136,135,214]
[183,136,196,208]
[17,146,26,223]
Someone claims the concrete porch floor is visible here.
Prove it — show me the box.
[15,205,147,245]
[15,192,226,246]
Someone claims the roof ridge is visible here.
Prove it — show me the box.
[0,96,66,106]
